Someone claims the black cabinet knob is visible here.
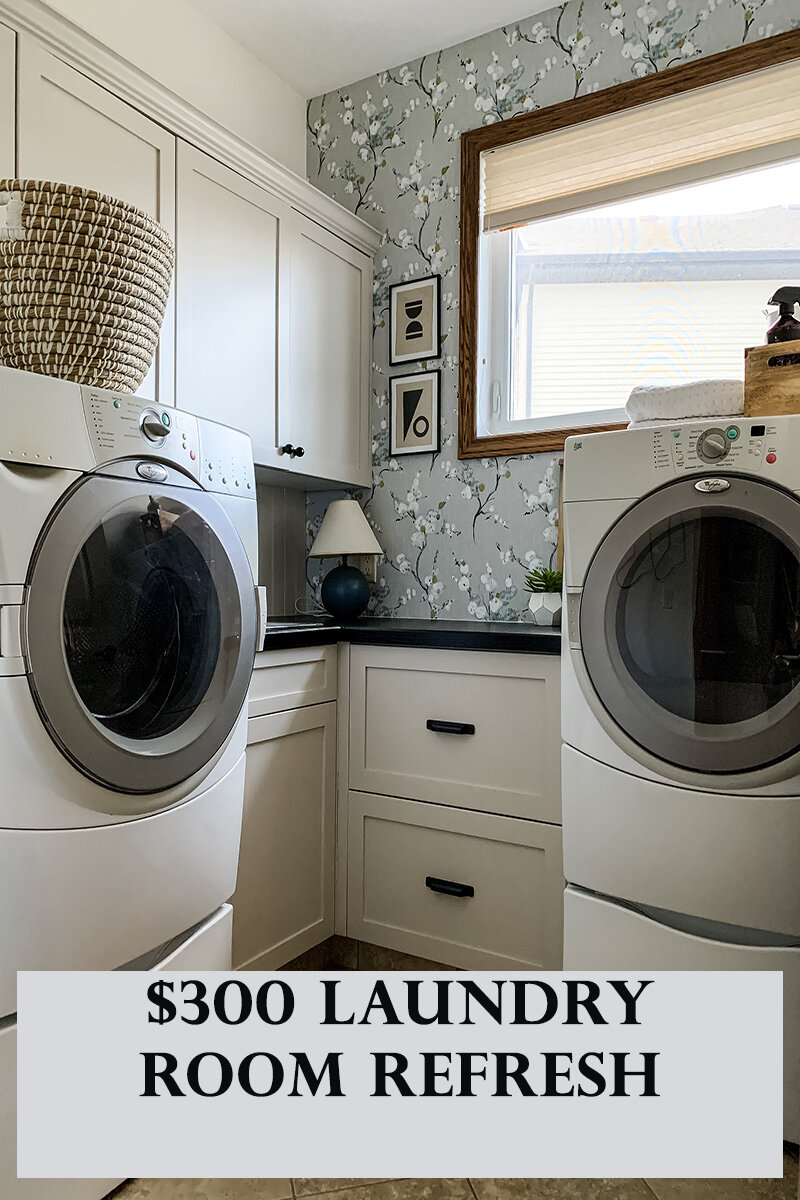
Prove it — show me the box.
[279,443,305,460]
[294,446,305,458]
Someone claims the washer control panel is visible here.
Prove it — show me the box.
[81,387,201,479]
[198,418,256,498]
[652,421,781,475]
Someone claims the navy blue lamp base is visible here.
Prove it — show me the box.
[321,561,371,620]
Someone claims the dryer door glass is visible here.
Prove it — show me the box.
[26,475,257,795]
[63,498,222,740]
[581,475,800,773]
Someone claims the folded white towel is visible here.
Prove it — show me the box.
[626,379,744,428]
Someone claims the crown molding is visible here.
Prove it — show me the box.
[2,0,381,256]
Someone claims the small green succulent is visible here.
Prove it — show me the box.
[524,567,563,594]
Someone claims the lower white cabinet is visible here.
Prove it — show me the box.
[248,645,338,718]
[349,645,561,822]
[233,701,336,970]
[347,790,564,970]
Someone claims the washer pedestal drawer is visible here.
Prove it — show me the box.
[564,885,800,1143]
[347,791,563,970]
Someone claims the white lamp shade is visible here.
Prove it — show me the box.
[309,499,382,558]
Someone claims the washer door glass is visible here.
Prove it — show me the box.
[26,475,257,795]
[581,476,800,774]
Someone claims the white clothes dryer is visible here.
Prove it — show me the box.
[0,364,264,1019]
[561,416,800,1142]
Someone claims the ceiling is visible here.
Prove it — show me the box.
[190,0,557,97]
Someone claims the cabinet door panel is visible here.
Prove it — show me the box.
[233,702,336,969]
[16,37,176,405]
[0,24,14,178]
[175,143,289,466]
[348,791,564,970]
[349,645,561,822]
[286,216,371,486]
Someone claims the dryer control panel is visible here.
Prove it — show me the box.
[80,385,255,497]
[654,421,781,475]
[81,387,201,480]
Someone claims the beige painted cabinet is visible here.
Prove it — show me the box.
[344,644,564,968]
[285,215,372,486]
[349,644,561,822]
[4,18,377,488]
[175,143,290,469]
[232,651,338,970]
[0,24,14,178]
[176,144,372,487]
[16,36,176,406]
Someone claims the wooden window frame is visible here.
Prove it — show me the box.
[458,29,800,459]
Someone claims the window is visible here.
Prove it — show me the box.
[458,31,800,458]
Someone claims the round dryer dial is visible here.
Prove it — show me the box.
[140,408,171,443]
[696,428,729,463]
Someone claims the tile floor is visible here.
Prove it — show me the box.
[126,942,798,1199]
[112,1145,800,1200]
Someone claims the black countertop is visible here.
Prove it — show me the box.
[261,617,561,655]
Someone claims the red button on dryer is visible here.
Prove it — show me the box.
[766,453,777,463]
[189,450,196,461]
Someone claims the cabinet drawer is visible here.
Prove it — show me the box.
[347,791,563,969]
[249,645,337,716]
[348,646,560,821]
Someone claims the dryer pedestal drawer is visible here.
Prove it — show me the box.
[564,885,800,1143]
[348,645,560,822]
[347,791,563,969]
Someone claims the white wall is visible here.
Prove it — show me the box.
[42,0,307,174]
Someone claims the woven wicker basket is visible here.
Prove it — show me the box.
[0,179,174,392]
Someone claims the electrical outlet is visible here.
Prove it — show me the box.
[360,555,378,584]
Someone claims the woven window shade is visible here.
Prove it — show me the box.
[482,57,800,233]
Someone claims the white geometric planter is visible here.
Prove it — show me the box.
[528,591,562,627]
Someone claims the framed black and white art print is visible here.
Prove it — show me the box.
[389,369,441,456]
[388,274,441,366]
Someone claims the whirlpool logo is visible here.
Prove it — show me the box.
[695,478,731,493]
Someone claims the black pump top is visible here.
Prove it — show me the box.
[769,286,800,314]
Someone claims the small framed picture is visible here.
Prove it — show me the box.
[388,274,441,365]
[390,369,441,456]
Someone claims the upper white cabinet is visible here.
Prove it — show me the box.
[175,143,289,469]
[3,12,379,484]
[0,25,14,178]
[15,37,176,406]
[176,144,372,487]
[284,216,371,486]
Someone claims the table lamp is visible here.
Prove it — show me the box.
[309,499,382,620]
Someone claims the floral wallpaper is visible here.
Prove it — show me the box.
[306,0,799,621]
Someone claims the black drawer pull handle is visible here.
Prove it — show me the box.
[426,876,475,899]
[426,719,475,735]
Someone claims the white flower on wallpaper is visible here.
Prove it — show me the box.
[306,0,799,622]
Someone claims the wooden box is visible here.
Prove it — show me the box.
[744,339,800,416]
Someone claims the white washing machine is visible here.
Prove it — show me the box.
[0,363,264,1196]
[561,416,800,1142]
